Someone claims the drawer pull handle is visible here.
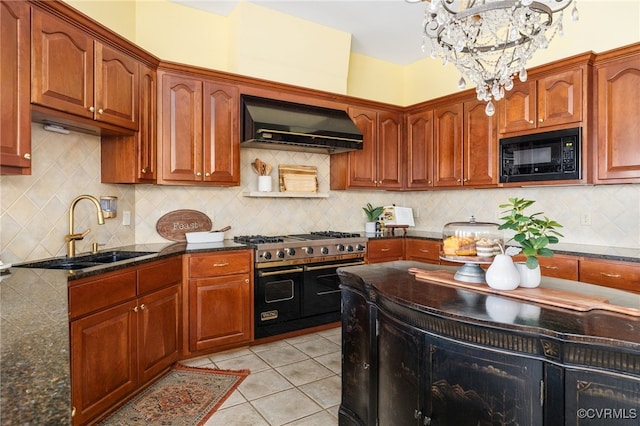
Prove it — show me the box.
[419,249,430,253]
[213,262,229,267]
[542,265,558,270]
[600,272,622,279]
[381,248,390,252]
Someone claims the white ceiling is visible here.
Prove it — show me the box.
[170,0,429,65]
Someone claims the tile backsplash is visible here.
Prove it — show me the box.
[2,125,639,264]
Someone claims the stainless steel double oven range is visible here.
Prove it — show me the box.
[234,231,367,339]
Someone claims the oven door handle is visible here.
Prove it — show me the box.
[304,260,365,272]
[258,267,304,277]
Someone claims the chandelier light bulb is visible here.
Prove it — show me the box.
[458,76,467,90]
[420,0,578,115]
[485,101,496,116]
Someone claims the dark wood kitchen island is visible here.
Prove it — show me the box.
[337,261,640,426]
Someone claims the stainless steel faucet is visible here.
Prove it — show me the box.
[65,195,105,257]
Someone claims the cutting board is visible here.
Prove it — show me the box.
[408,268,640,317]
[278,164,318,192]
[156,209,212,242]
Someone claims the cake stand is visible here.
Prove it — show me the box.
[440,255,492,283]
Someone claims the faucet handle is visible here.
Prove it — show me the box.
[65,229,91,242]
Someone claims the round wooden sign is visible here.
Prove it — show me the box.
[156,209,212,242]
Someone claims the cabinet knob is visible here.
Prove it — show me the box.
[141,168,147,173]
[196,172,202,177]
[24,153,31,160]
[538,118,543,123]
[463,178,468,182]
[414,409,422,419]
[362,362,369,369]
[457,178,462,182]
[245,278,249,283]
[205,172,211,177]
[528,120,534,124]
[428,180,432,184]
[89,106,95,112]
[424,416,432,425]
[133,306,138,312]
[140,304,145,310]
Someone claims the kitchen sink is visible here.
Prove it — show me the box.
[15,251,155,270]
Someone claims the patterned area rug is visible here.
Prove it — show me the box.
[100,364,249,425]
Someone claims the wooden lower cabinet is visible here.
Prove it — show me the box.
[185,250,253,353]
[367,238,404,263]
[69,257,182,425]
[512,253,579,281]
[579,257,640,293]
[405,239,441,264]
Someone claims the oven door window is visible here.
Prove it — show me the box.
[265,279,295,303]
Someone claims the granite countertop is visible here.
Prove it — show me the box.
[0,240,250,425]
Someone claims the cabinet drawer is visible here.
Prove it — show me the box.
[513,253,579,281]
[367,238,404,262]
[69,271,137,319]
[189,250,251,278]
[579,258,640,293]
[405,239,441,263]
[138,257,182,295]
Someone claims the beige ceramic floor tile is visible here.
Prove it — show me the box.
[214,353,271,373]
[251,388,322,426]
[256,345,310,368]
[293,337,340,358]
[217,388,247,409]
[276,359,334,387]
[208,347,253,362]
[313,351,341,374]
[238,369,294,401]
[205,401,269,426]
[284,409,339,425]
[298,375,341,409]
[250,339,290,353]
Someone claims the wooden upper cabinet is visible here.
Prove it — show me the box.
[463,98,498,187]
[31,9,139,131]
[101,63,156,183]
[331,107,403,190]
[0,0,31,175]
[499,67,583,134]
[406,109,434,189]
[157,71,240,186]
[433,102,463,187]
[594,46,640,183]
[202,81,240,185]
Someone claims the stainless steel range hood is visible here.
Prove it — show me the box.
[241,95,363,154]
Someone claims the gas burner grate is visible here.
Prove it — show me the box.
[310,231,361,238]
[234,235,284,244]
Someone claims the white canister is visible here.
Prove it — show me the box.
[258,175,272,192]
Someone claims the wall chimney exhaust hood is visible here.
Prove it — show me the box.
[241,95,363,154]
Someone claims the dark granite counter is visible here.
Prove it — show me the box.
[0,240,249,425]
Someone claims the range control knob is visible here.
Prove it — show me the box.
[347,245,354,252]
[321,247,329,255]
[305,247,314,255]
[356,244,366,251]
[263,251,272,260]
[286,248,296,256]
[276,250,285,259]
[337,244,345,252]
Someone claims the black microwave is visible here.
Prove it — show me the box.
[499,127,581,183]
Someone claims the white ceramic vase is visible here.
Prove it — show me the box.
[485,254,520,290]
[365,222,377,234]
[515,262,542,288]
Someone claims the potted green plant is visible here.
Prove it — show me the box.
[498,197,564,284]
[363,203,384,233]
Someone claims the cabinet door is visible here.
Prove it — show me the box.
[377,311,423,426]
[512,253,579,281]
[340,288,375,426]
[189,274,251,351]
[463,98,498,186]
[138,285,181,384]
[0,0,31,175]
[94,42,139,130]
[138,63,157,181]
[406,109,434,189]
[428,338,543,425]
[71,300,138,425]
[346,107,378,188]
[579,258,640,293]
[202,81,240,185]
[159,73,203,182]
[377,111,404,189]
[499,79,537,134]
[537,68,583,128]
[564,369,640,426]
[595,53,640,182]
[31,9,94,119]
[433,102,463,187]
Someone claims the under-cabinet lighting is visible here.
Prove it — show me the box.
[43,124,70,135]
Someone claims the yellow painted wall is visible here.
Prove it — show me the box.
[65,0,136,42]
[227,3,351,94]
[347,53,404,105]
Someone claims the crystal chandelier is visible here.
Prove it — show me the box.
[419,0,579,115]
